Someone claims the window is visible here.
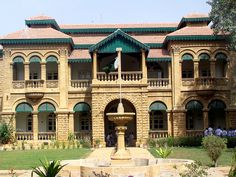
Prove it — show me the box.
[150,111,166,130]
[182,70,193,78]
[27,116,32,132]
[182,60,194,79]
[47,72,58,80]
[79,112,90,131]
[48,114,56,131]
[30,72,38,79]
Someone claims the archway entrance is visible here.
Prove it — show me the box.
[104,99,136,147]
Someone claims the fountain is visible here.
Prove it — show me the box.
[106,102,135,160]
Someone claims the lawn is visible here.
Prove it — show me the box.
[149,147,234,166]
[0,148,91,170]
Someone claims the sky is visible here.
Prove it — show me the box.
[0,0,210,36]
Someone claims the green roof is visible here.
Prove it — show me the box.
[146,57,171,62]
[89,29,149,53]
[25,19,60,30]
[60,27,177,34]
[68,59,92,63]
[178,17,211,28]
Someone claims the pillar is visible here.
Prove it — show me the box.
[56,112,69,141]
[68,112,74,134]
[193,60,199,79]
[203,109,209,129]
[41,62,46,88]
[167,111,173,136]
[32,112,38,141]
[210,59,216,77]
[168,62,172,87]
[10,63,13,83]
[92,51,97,79]
[141,49,147,82]
[172,110,186,137]
[24,63,29,80]
[68,63,71,86]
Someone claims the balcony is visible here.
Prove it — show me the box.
[149,130,169,138]
[15,132,33,140]
[38,132,56,140]
[148,78,170,89]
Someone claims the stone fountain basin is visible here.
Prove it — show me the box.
[61,158,193,177]
[107,112,135,125]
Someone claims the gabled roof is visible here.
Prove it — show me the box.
[0,28,73,45]
[89,29,149,53]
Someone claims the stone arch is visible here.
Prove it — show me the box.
[182,96,207,109]
[36,98,59,110]
[212,49,229,58]
[180,49,196,58]
[11,52,27,61]
[44,52,60,61]
[12,98,34,112]
[196,49,211,58]
[27,52,44,61]
[104,98,137,147]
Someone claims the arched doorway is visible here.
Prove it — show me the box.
[38,102,56,140]
[73,102,91,140]
[186,100,204,130]
[208,100,226,129]
[104,99,136,147]
[15,102,33,140]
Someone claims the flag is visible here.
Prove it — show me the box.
[102,57,119,74]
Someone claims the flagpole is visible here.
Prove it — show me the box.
[116,47,123,113]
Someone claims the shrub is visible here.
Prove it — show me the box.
[147,138,156,148]
[202,135,227,167]
[31,159,66,177]
[67,133,75,142]
[0,123,13,144]
[155,146,173,158]
[179,161,208,177]
[173,136,202,147]
[227,137,236,148]
[80,139,91,148]
[229,148,236,177]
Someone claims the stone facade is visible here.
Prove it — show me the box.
[0,14,236,146]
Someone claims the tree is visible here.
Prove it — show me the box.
[208,0,236,50]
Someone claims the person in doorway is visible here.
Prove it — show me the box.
[128,132,134,147]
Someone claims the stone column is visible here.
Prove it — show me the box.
[172,110,186,137]
[56,112,69,141]
[92,51,97,80]
[141,49,147,83]
[203,109,209,129]
[167,111,173,136]
[68,112,74,134]
[41,62,46,88]
[10,63,13,83]
[32,112,38,141]
[168,62,172,88]
[210,59,216,77]
[59,49,68,110]
[68,63,71,86]
[193,60,199,79]
[24,63,30,80]
[226,109,236,129]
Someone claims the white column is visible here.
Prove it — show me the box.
[141,50,147,82]
[93,51,97,79]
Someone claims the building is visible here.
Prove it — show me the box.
[0,13,235,146]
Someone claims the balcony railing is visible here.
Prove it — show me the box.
[74,131,92,140]
[12,81,25,89]
[46,80,58,88]
[148,78,170,88]
[38,132,56,140]
[195,77,216,86]
[186,130,204,137]
[149,130,169,138]
[97,71,142,82]
[26,80,44,88]
[71,80,91,88]
[15,132,33,140]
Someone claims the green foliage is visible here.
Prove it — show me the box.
[80,139,91,148]
[94,139,101,147]
[202,135,227,167]
[67,133,75,142]
[31,159,66,177]
[147,138,157,148]
[0,123,13,144]
[226,137,236,148]
[208,0,236,50]
[179,161,208,177]
[155,146,173,158]
[229,148,236,177]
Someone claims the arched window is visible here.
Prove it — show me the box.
[29,56,41,80]
[199,53,210,77]
[182,54,194,79]
[186,100,203,130]
[38,102,56,132]
[208,100,226,129]
[46,56,58,80]
[149,101,167,130]
[215,53,227,77]
[74,102,91,131]
[13,56,24,80]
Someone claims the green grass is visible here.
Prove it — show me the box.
[0,148,91,170]
[149,147,234,166]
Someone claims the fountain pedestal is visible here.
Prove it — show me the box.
[106,103,135,160]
